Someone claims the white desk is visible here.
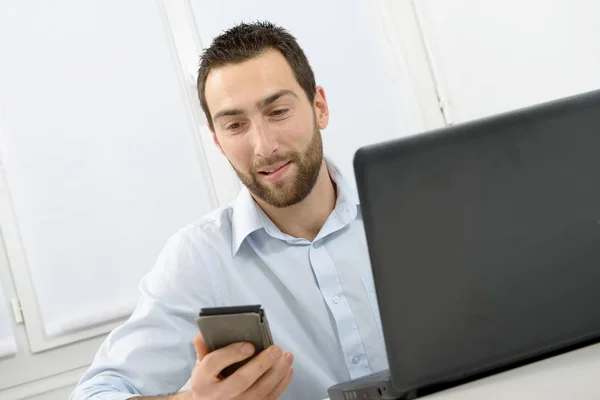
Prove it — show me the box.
[326,342,600,399]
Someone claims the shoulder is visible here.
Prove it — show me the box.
[147,205,235,292]
[167,205,235,253]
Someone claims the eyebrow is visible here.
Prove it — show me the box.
[257,89,298,109]
[212,89,299,121]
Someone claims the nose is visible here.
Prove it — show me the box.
[252,122,279,158]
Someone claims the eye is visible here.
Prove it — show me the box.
[269,108,289,118]
[225,122,244,132]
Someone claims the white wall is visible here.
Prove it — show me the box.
[1,0,600,399]
[416,0,600,123]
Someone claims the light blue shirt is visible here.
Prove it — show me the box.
[71,162,388,400]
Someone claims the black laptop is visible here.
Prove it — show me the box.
[328,88,600,400]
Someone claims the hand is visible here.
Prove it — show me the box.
[189,333,294,400]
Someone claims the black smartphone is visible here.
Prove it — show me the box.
[195,304,274,378]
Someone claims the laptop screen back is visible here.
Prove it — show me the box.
[354,89,600,394]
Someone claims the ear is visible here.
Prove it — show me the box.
[313,86,329,130]
[207,121,225,155]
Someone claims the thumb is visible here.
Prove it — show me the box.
[194,333,208,364]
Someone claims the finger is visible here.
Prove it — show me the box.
[248,351,294,399]
[194,334,208,364]
[217,345,282,398]
[199,341,256,379]
[266,365,294,400]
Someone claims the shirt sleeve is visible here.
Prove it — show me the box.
[70,229,217,399]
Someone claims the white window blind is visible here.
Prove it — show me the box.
[0,0,216,339]
[0,283,16,358]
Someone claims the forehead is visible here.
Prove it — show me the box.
[204,49,303,113]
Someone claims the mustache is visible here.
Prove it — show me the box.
[252,152,298,171]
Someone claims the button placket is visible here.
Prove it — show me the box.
[308,236,371,378]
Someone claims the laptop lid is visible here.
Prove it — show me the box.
[354,88,600,396]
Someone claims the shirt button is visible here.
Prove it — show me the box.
[313,241,321,248]
[332,296,340,304]
[352,355,360,364]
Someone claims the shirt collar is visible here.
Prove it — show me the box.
[230,157,360,256]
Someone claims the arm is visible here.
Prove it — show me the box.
[131,392,190,400]
[70,231,215,400]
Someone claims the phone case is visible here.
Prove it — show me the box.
[195,305,274,377]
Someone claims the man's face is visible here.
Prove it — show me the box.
[204,49,329,208]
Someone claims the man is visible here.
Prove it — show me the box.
[71,21,387,400]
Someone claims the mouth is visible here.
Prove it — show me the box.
[258,161,290,176]
[257,161,291,182]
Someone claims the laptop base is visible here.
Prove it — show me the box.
[327,369,411,400]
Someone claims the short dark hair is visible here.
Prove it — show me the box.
[197,21,317,130]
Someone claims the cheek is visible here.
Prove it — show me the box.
[280,118,314,147]
[220,140,253,169]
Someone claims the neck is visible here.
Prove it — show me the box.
[254,160,336,242]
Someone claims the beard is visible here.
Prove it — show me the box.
[231,122,324,208]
